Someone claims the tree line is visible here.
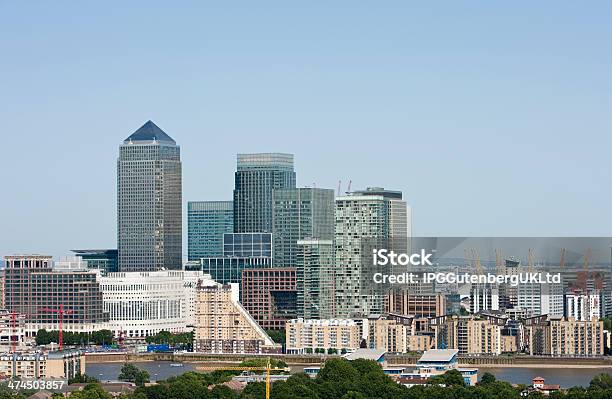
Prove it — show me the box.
[7,357,611,399]
[35,329,114,346]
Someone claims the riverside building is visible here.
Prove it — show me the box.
[193,281,280,354]
[285,318,361,354]
[524,315,603,356]
[3,255,108,335]
[100,270,207,338]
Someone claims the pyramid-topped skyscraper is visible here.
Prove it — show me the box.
[118,120,182,271]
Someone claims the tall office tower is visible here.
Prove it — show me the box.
[273,188,335,267]
[296,239,335,319]
[233,153,296,234]
[187,201,234,261]
[334,188,409,317]
[117,121,182,271]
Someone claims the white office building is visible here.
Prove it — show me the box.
[100,270,209,338]
[565,291,601,321]
[470,284,499,313]
[515,280,564,317]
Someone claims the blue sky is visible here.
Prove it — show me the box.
[0,2,610,259]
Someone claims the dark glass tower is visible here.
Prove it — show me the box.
[233,153,296,234]
[272,187,335,267]
[117,120,182,271]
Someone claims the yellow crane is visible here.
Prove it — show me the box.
[559,248,566,271]
[196,358,288,399]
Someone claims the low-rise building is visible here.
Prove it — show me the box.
[386,291,446,318]
[46,350,85,380]
[524,315,603,356]
[285,318,360,354]
[0,350,84,380]
[399,349,478,387]
[0,353,46,379]
[431,315,503,355]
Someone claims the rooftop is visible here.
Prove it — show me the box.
[236,153,294,170]
[124,120,175,144]
[418,349,459,363]
[343,348,386,362]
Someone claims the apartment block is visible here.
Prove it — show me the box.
[296,239,335,319]
[335,188,408,317]
[525,315,603,356]
[285,318,361,354]
[193,282,279,354]
[386,291,446,318]
[241,268,297,330]
[431,315,504,355]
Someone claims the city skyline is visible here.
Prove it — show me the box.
[1,3,612,259]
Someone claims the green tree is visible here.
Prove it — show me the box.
[210,385,238,399]
[118,363,150,387]
[480,372,496,385]
[589,373,612,390]
[240,381,265,399]
[68,382,112,399]
[265,330,286,346]
[68,373,99,384]
[428,369,466,387]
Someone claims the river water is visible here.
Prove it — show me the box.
[86,361,611,388]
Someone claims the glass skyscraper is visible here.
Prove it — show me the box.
[187,201,234,261]
[117,120,182,271]
[195,233,273,285]
[233,153,296,233]
[334,187,409,317]
[272,188,335,267]
[296,238,335,319]
[71,249,118,275]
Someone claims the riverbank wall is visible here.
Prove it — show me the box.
[85,352,612,367]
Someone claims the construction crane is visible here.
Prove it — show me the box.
[495,249,503,274]
[527,248,535,273]
[39,304,74,351]
[196,358,288,399]
[559,248,566,271]
[9,311,26,353]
